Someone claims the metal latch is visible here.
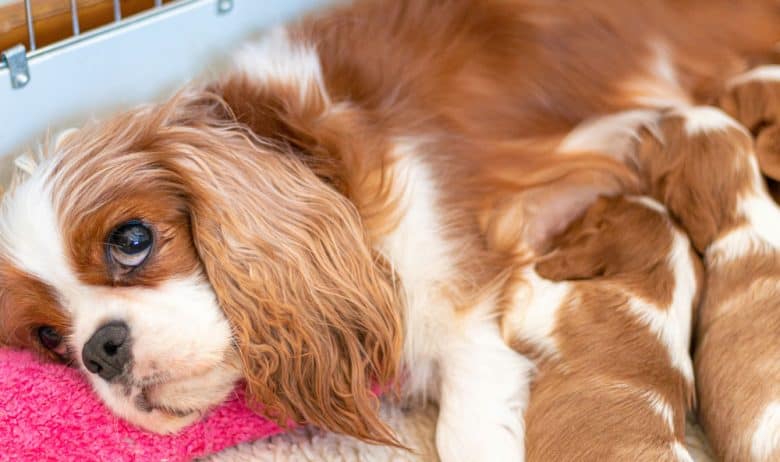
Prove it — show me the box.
[1,45,30,89]
[217,0,234,14]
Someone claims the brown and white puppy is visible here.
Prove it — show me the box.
[638,106,780,462]
[504,195,701,462]
[1,1,780,460]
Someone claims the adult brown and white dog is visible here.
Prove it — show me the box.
[1,0,780,460]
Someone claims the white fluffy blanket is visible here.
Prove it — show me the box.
[206,401,716,461]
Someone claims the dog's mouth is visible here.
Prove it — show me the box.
[119,371,202,418]
[134,386,197,418]
[129,370,172,388]
[85,353,242,434]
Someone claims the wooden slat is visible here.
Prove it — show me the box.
[0,0,171,52]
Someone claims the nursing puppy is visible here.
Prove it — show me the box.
[504,195,700,462]
[638,106,780,461]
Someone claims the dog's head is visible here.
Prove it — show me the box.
[534,195,675,281]
[635,107,758,253]
[0,84,402,444]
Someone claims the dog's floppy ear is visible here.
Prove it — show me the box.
[755,124,780,181]
[167,91,402,446]
[536,249,604,281]
[535,248,606,281]
[204,70,372,197]
[534,237,607,281]
[534,199,609,281]
[635,124,721,254]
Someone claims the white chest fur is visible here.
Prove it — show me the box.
[374,141,460,399]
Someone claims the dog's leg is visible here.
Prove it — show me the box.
[435,307,533,462]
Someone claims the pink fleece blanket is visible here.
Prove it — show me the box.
[0,348,284,462]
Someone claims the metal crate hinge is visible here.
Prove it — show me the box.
[217,0,234,15]
[1,45,31,89]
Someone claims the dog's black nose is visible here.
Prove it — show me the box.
[82,322,131,382]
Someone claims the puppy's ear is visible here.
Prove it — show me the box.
[169,98,402,446]
[534,207,607,281]
[535,245,606,281]
[756,124,780,181]
[718,72,780,181]
[636,125,721,254]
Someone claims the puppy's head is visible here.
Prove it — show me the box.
[635,107,757,253]
[753,125,780,203]
[717,70,780,190]
[0,88,401,444]
[535,195,674,281]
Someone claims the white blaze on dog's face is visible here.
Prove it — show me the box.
[0,134,241,433]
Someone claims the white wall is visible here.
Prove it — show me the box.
[0,0,330,178]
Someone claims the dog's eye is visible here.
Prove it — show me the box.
[107,220,153,268]
[37,326,62,351]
